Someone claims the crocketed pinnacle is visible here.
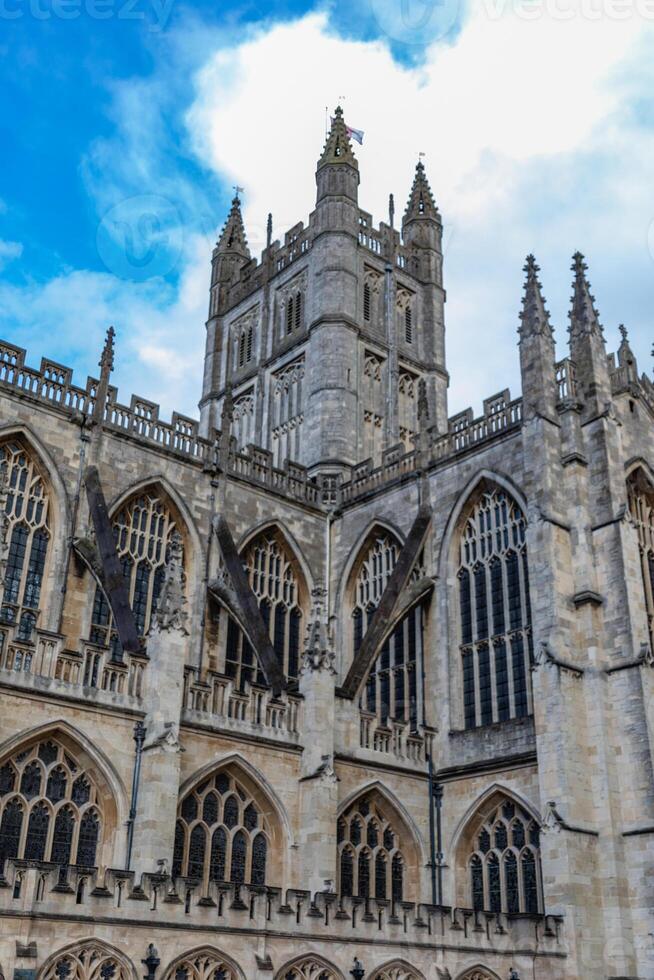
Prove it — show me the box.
[519,255,553,339]
[569,252,604,340]
[317,106,358,170]
[217,195,250,257]
[99,325,115,376]
[403,160,440,223]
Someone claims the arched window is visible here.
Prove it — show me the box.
[163,951,240,980]
[337,794,406,902]
[0,440,51,641]
[467,797,542,914]
[627,469,654,651]
[172,769,269,888]
[89,490,182,657]
[231,391,255,451]
[457,485,532,729]
[0,738,102,870]
[218,530,305,687]
[41,942,133,980]
[371,965,423,980]
[278,958,340,980]
[351,530,425,729]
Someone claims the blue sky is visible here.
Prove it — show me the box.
[1,0,653,420]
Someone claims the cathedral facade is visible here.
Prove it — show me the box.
[0,108,652,979]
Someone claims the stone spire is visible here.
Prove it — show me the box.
[569,252,603,340]
[403,159,440,224]
[617,324,638,381]
[519,255,553,339]
[217,193,250,258]
[317,106,359,171]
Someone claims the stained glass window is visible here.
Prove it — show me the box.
[353,531,425,730]
[0,441,51,639]
[0,738,102,869]
[467,797,542,914]
[458,487,532,728]
[89,492,182,655]
[174,769,269,887]
[338,794,406,902]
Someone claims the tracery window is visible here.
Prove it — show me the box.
[627,470,654,651]
[89,491,180,659]
[172,769,268,888]
[0,441,51,641]
[352,531,424,729]
[362,353,385,466]
[271,357,304,466]
[41,943,132,980]
[338,794,405,902]
[232,390,255,451]
[280,958,340,980]
[371,966,422,980]
[164,951,239,980]
[457,486,532,729]
[398,370,418,454]
[219,530,303,687]
[0,739,102,870]
[468,798,542,914]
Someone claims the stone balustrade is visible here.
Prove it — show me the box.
[358,712,435,766]
[183,669,303,744]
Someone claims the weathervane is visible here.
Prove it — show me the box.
[233,185,244,199]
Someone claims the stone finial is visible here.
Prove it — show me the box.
[389,193,395,229]
[617,323,638,378]
[99,325,115,377]
[568,251,604,340]
[266,212,273,249]
[217,194,250,258]
[151,533,188,635]
[403,159,440,224]
[300,585,336,674]
[417,377,429,427]
[317,106,359,170]
[519,254,554,340]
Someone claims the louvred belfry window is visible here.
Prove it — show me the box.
[627,470,654,652]
[352,531,425,730]
[0,739,102,870]
[172,770,268,887]
[219,530,304,687]
[337,795,405,902]
[89,491,181,658]
[468,798,542,914]
[458,486,532,729]
[0,441,51,641]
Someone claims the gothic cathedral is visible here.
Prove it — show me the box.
[0,108,652,979]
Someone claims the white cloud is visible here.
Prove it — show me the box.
[0,239,23,270]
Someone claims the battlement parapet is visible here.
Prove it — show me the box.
[2,861,566,958]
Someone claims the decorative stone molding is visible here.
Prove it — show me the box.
[300,586,336,675]
[532,642,584,678]
[152,533,188,635]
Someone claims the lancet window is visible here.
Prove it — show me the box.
[285,292,303,335]
[280,960,340,980]
[627,470,654,651]
[41,944,132,980]
[271,358,304,466]
[237,321,254,368]
[89,491,181,659]
[232,390,255,450]
[362,353,385,466]
[172,769,268,888]
[165,952,239,980]
[0,738,102,870]
[338,794,405,902]
[220,530,304,687]
[457,486,532,729]
[468,798,542,914]
[352,531,424,729]
[0,441,51,641]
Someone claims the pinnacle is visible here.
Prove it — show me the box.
[318,106,358,170]
[99,325,115,374]
[217,195,250,257]
[404,159,440,223]
[519,254,553,339]
[569,251,603,339]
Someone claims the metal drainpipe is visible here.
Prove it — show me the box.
[434,780,444,905]
[125,720,146,870]
[427,753,437,905]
